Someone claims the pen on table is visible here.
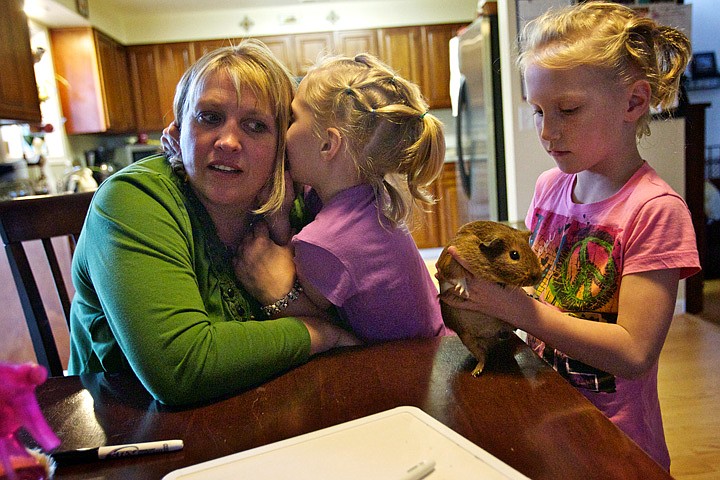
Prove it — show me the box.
[399,459,436,480]
[51,439,184,465]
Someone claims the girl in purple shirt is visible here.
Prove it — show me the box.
[236,53,449,343]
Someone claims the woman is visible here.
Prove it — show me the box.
[68,40,359,407]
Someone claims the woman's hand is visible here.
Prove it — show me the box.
[234,221,296,305]
[161,122,181,158]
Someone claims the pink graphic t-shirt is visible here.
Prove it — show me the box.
[525,162,700,470]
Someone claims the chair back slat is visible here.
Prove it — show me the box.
[0,192,94,376]
[42,237,73,324]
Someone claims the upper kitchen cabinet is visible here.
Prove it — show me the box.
[260,35,297,74]
[422,24,465,109]
[334,29,378,58]
[378,23,465,109]
[377,27,424,90]
[0,0,41,124]
[127,42,196,132]
[194,35,296,73]
[194,38,239,58]
[294,32,334,76]
[50,28,135,134]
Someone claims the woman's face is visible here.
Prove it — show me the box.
[179,70,278,214]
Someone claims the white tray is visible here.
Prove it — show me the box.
[162,406,529,480]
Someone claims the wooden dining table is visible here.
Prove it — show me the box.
[28,335,671,479]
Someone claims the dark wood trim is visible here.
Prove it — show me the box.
[684,103,710,314]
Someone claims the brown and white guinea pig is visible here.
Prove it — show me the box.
[436,221,542,376]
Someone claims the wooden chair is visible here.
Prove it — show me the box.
[0,192,94,376]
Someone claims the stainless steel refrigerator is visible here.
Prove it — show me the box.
[449,7,507,222]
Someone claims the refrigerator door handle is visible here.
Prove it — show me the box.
[456,77,472,198]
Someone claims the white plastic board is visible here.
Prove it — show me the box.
[162,406,530,480]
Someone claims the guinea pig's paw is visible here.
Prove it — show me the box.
[454,278,469,298]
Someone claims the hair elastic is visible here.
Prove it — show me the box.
[419,111,429,120]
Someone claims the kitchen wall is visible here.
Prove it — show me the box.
[685,0,720,148]
[88,0,478,45]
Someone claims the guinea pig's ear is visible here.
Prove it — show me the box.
[523,230,532,243]
[479,238,505,257]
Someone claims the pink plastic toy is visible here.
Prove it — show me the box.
[0,363,61,480]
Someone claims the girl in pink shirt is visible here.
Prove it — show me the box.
[439,1,699,470]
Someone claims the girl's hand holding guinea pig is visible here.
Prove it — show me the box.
[438,245,535,325]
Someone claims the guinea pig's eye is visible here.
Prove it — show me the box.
[509,250,520,261]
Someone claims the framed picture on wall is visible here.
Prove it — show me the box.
[691,52,719,79]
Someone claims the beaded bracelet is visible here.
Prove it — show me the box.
[261,280,304,318]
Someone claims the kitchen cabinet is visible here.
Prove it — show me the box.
[125,23,463,131]
[377,23,465,109]
[127,42,196,132]
[294,32,334,76]
[194,38,238,58]
[377,27,424,90]
[334,29,378,58]
[0,0,41,124]
[127,45,164,132]
[410,162,462,249]
[194,35,297,73]
[50,28,135,134]
[422,24,464,109]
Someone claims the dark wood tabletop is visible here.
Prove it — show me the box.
[30,335,670,479]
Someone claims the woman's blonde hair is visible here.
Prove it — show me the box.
[301,53,445,227]
[170,39,296,214]
[517,1,691,138]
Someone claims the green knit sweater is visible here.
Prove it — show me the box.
[68,155,311,406]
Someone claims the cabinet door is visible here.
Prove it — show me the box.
[128,42,194,132]
[0,0,41,124]
[422,24,465,109]
[128,45,165,132]
[257,35,297,75]
[157,43,196,124]
[435,162,464,245]
[94,30,134,132]
[410,162,462,249]
[334,29,378,57]
[294,32,334,76]
[409,182,442,249]
[50,27,106,134]
[194,38,240,59]
[377,27,424,88]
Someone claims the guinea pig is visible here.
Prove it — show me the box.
[436,221,542,376]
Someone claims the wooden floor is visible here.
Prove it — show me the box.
[660,279,720,479]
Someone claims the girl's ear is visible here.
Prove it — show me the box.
[625,79,651,121]
[320,127,342,161]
